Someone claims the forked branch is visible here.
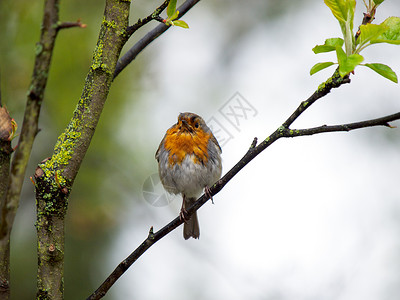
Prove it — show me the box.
[114,0,201,78]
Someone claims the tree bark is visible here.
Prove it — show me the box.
[34,1,131,299]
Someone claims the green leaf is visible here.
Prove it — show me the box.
[313,45,335,54]
[356,23,389,47]
[324,0,349,23]
[167,0,177,18]
[323,0,356,26]
[341,54,364,75]
[169,10,180,21]
[371,17,400,45]
[313,38,344,53]
[172,20,189,29]
[324,0,356,55]
[364,63,398,83]
[373,0,385,5]
[325,37,345,47]
[336,45,347,62]
[310,62,335,75]
[336,46,364,76]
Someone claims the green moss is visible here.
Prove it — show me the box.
[36,124,75,216]
[37,288,50,300]
[117,27,128,38]
[317,77,331,91]
[39,115,82,195]
[317,69,343,91]
[91,41,104,70]
[101,63,113,75]
[35,0,130,224]
[318,73,335,90]
[90,40,114,74]
[102,16,117,29]
[79,89,92,113]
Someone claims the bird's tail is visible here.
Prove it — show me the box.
[183,197,200,240]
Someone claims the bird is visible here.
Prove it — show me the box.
[155,112,222,239]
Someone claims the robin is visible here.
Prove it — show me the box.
[156,112,222,239]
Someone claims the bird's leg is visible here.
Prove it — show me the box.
[204,186,214,204]
[180,195,189,223]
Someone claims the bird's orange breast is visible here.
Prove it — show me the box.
[163,127,211,166]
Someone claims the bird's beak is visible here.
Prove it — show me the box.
[180,119,193,133]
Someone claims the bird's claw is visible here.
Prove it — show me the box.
[204,186,214,204]
[179,208,189,223]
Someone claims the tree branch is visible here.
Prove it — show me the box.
[33,1,131,299]
[281,112,400,137]
[87,69,400,299]
[114,0,201,78]
[126,0,169,36]
[55,20,87,31]
[0,0,61,297]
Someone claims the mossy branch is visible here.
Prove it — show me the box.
[34,0,130,299]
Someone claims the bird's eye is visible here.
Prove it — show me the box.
[194,122,199,128]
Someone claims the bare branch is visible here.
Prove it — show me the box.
[281,112,400,137]
[56,20,87,31]
[126,0,169,36]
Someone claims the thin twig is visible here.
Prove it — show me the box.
[56,20,87,31]
[126,0,170,36]
[281,112,400,137]
[355,3,376,41]
[249,137,258,149]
